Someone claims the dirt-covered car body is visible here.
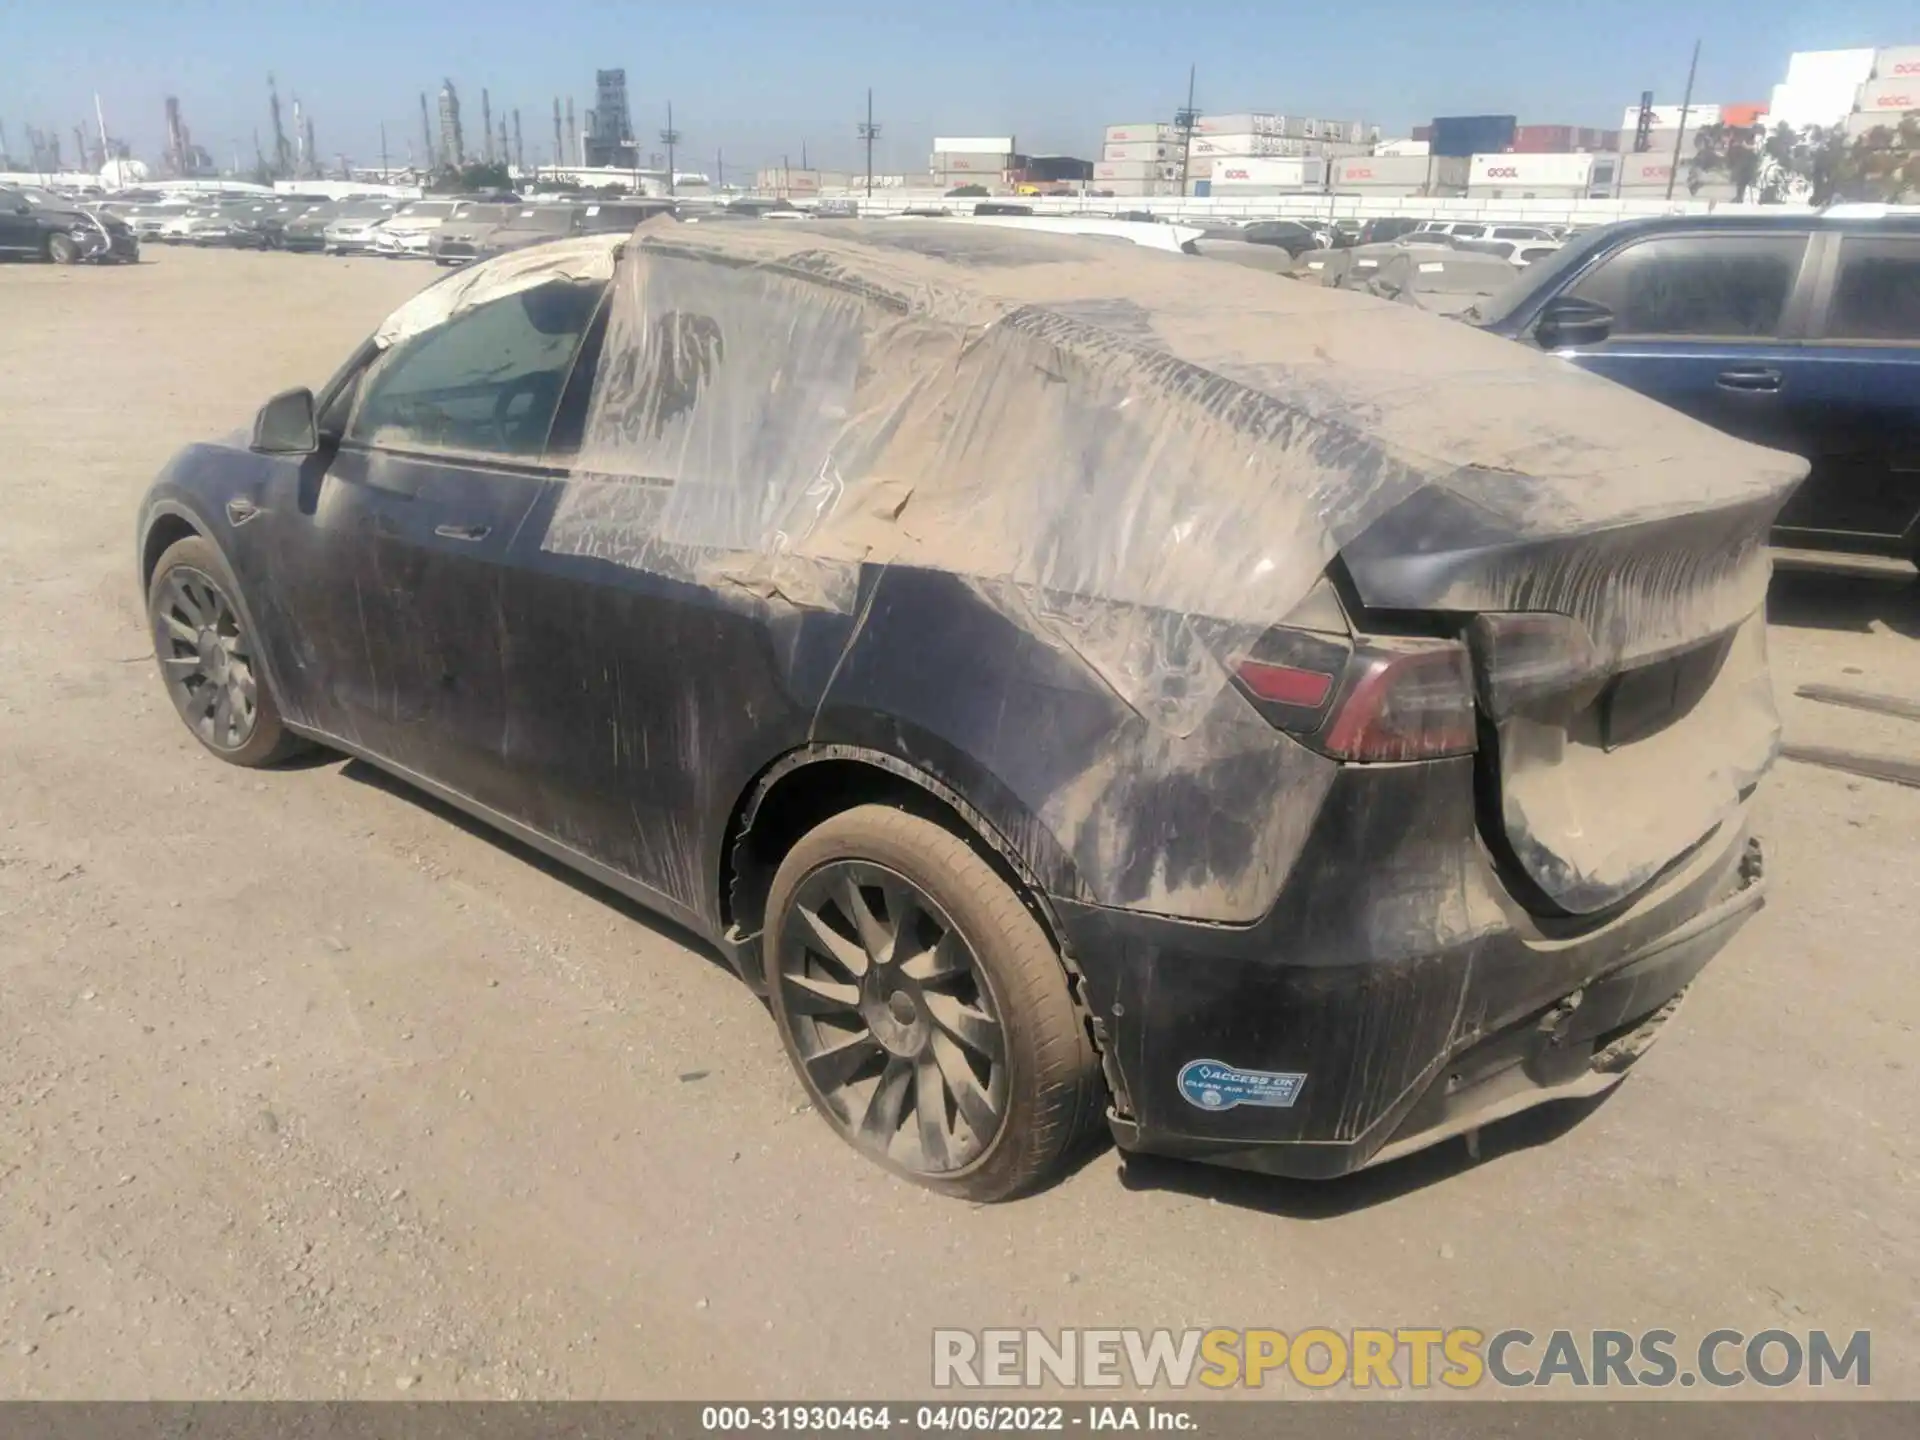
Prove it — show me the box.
[136,222,1802,1180]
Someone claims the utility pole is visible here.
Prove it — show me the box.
[660,102,681,196]
[858,88,881,199]
[1666,39,1701,201]
[715,148,723,191]
[1175,64,1200,198]
[552,98,563,180]
[380,121,389,179]
[481,89,494,163]
[513,109,524,175]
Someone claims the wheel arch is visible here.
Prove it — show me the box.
[719,745,1096,1007]
[140,506,206,591]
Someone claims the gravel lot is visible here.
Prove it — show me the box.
[2,246,1916,1400]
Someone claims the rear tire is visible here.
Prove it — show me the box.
[147,534,308,768]
[46,232,79,264]
[765,804,1103,1201]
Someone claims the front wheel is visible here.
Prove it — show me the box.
[764,805,1103,1201]
[146,534,307,767]
[46,232,80,264]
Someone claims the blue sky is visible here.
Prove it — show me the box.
[2,0,1912,173]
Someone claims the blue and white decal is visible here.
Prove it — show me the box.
[1176,1059,1307,1112]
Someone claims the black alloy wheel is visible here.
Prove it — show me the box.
[764,805,1104,1202]
[778,859,1010,1175]
[46,232,79,264]
[146,535,304,767]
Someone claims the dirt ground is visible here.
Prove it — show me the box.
[1,246,1916,1400]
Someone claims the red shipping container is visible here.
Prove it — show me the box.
[1511,124,1571,152]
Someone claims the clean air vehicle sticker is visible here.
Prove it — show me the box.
[1177,1059,1307,1112]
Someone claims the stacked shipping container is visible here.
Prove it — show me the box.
[1329,153,1468,197]
[929,136,1015,190]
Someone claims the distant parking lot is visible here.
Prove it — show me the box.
[1,246,1916,1399]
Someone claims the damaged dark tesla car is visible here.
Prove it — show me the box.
[136,222,1802,1201]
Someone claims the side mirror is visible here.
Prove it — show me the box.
[251,387,318,455]
[1535,295,1614,349]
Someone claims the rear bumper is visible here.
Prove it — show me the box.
[1055,757,1766,1180]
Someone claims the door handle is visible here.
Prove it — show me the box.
[433,522,492,542]
[1716,367,1783,392]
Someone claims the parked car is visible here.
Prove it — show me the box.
[1453,237,1564,267]
[0,185,138,262]
[137,223,1795,1200]
[322,201,401,254]
[1358,216,1423,245]
[375,199,483,259]
[428,202,517,265]
[471,204,582,259]
[282,202,340,252]
[1472,213,1920,564]
[1240,219,1331,257]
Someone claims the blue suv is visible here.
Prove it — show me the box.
[1474,213,1920,566]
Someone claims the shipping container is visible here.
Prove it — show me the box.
[1615,153,1678,188]
[1431,114,1517,157]
[1103,123,1174,143]
[1617,103,1722,131]
[1195,112,1278,135]
[1844,109,1915,139]
[1873,45,1920,79]
[1092,160,1179,181]
[1208,156,1328,189]
[1375,138,1430,157]
[1332,154,1441,188]
[1469,151,1595,190]
[932,151,1014,172]
[1094,178,1176,196]
[932,137,1014,154]
[1857,80,1920,113]
[1189,133,1287,156]
[1103,141,1180,162]
[1719,103,1769,128]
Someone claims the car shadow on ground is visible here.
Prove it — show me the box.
[318,753,1610,1210]
[1767,556,1920,639]
[335,755,741,983]
[1114,1090,1614,1219]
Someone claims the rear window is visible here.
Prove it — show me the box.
[1565,233,1808,338]
[1823,236,1920,341]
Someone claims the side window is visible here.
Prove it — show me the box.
[1451,223,1486,239]
[1823,237,1920,341]
[346,279,604,458]
[1567,234,1807,338]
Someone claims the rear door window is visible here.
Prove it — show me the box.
[1821,236,1920,341]
[1566,233,1808,338]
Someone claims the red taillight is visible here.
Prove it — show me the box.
[1319,642,1478,762]
[1234,659,1335,708]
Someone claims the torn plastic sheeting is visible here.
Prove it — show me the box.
[1359,250,1518,316]
[371,234,623,349]
[540,221,1804,736]
[1492,612,1779,914]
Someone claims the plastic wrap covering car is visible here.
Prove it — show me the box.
[1201,238,1316,276]
[460,218,1808,919]
[372,234,624,349]
[1357,249,1520,317]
